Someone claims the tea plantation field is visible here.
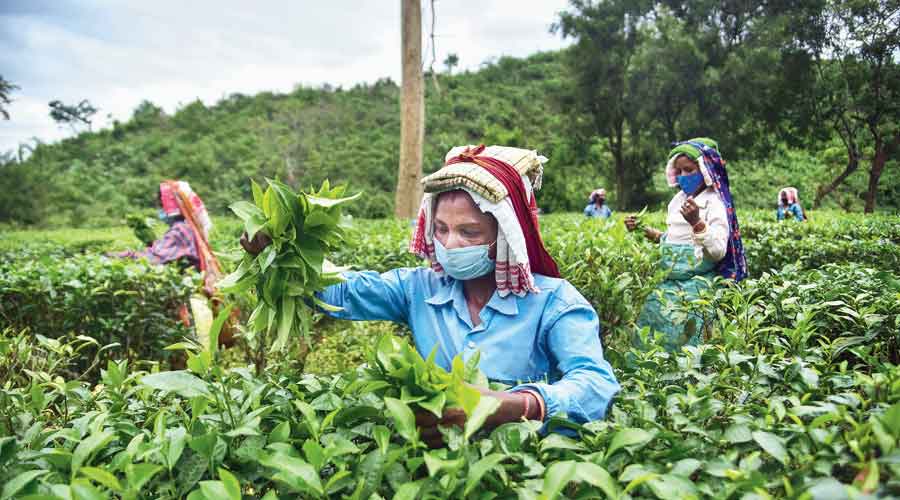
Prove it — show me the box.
[1,210,899,499]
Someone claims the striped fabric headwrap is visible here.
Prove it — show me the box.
[159,180,222,289]
[590,188,606,201]
[410,145,559,297]
[669,140,748,282]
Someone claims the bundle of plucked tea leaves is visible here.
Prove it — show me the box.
[126,213,157,246]
[217,179,359,350]
[347,334,492,418]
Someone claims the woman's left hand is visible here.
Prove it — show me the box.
[680,197,701,225]
[414,387,539,448]
[416,407,468,448]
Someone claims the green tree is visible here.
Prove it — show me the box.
[554,0,656,209]
[49,99,98,132]
[444,53,459,74]
[808,0,900,212]
[0,154,49,225]
[0,76,18,120]
[629,7,706,144]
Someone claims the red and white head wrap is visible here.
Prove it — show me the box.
[159,180,221,289]
[159,180,213,239]
[409,145,560,297]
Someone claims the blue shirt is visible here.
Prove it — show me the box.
[317,268,620,424]
[777,203,804,221]
[584,203,612,218]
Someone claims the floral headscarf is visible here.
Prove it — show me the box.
[589,188,606,202]
[778,187,799,207]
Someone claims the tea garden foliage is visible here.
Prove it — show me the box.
[1,210,899,498]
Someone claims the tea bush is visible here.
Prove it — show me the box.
[2,211,898,375]
[1,206,900,497]
[0,255,197,373]
[0,296,898,498]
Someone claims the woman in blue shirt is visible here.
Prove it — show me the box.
[584,188,612,218]
[245,145,619,446]
[776,187,806,222]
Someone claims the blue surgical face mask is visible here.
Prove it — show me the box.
[434,238,496,281]
[676,171,705,195]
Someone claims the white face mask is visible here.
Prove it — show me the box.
[434,239,496,280]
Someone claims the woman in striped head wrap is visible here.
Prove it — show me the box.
[119,181,237,350]
[625,138,747,351]
[243,145,620,446]
[119,180,221,294]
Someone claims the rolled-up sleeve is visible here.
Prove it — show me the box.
[511,294,620,424]
[315,269,411,324]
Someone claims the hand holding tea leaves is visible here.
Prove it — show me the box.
[218,178,359,350]
[347,334,525,447]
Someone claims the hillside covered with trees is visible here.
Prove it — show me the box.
[1,0,897,227]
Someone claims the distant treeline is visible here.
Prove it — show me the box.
[1,0,897,226]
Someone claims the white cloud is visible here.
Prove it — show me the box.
[0,0,570,153]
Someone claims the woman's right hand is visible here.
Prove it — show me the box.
[240,231,272,256]
[624,215,639,232]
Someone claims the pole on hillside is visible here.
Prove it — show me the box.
[395,0,425,219]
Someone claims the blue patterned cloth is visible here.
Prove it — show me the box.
[777,203,804,222]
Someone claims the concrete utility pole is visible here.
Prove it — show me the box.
[395,0,425,218]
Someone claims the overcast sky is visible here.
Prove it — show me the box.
[0,0,571,153]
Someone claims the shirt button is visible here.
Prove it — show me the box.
[467,341,476,349]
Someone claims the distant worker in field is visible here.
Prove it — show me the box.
[776,187,807,222]
[624,138,747,350]
[242,145,620,445]
[584,188,612,218]
[118,180,232,347]
[119,181,221,292]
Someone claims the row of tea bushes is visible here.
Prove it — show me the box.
[1,211,896,374]
[0,255,196,374]
[0,287,898,498]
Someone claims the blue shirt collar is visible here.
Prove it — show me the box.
[485,291,518,316]
[424,276,457,305]
[425,277,518,316]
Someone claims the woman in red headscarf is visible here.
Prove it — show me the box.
[119,181,220,290]
[243,145,619,447]
[119,181,234,347]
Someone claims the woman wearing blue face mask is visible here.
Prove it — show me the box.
[624,138,747,351]
[242,145,619,447]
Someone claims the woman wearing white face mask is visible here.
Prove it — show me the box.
[244,145,620,447]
